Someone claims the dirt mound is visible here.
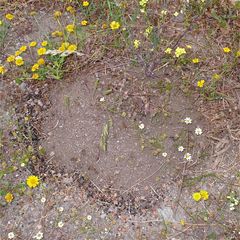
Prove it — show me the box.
[42,71,207,197]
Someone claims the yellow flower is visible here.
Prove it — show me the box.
[0,65,6,74]
[37,58,45,65]
[52,31,63,37]
[30,11,37,16]
[133,39,140,49]
[31,63,39,72]
[41,41,48,47]
[58,42,70,52]
[83,1,89,7]
[102,23,107,29]
[5,193,14,203]
[212,73,221,80]
[175,47,186,58]
[26,175,40,188]
[57,31,64,37]
[192,58,199,64]
[223,47,231,53]
[25,116,30,122]
[186,45,192,49]
[192,192,201,202]
[139,0,148,7]
[32,73,39,79]
[81,20,88,26]
[58,46,65,52]
[110,21,120,30]
[67,44,77,52]
[37,47,47,56]
[197,79,205,88]
[66,6,72,11]
[164,48,172,54]
[65,24,75,33]
[236,50,240,57]
[19,45,27,52]
[61,42,70,48]
[5,13,14,21]
[15,56,24,66]
[7,55,15,62]
[15,50,21,56]
[200,190,209,200]
[180,219,185,226]
[54,11,62,18]
[51,31,57,37]
[67,6,76,14]
[29,41,37,47]
[144,26,153,37]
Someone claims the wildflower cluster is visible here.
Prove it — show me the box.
[167,45,192,58]
[139,0,149,12]
[144,26,153,38]
[133,39,141,49]
[227,191,239,211]
[179,117,203,162]
[192,190,209,202]
[175,47,186,58]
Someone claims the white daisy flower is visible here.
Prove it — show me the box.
[174,11,179,17]
[8,232,15,239]
[58,221,64,228]
[195,127,203,135]
[40,197,46,203]
[15,56,23,61]
[138,123,145,130]
[184,117,192,124]
[99,97,105,102]
[162,152,167,157]
[161,10,167,15]
[87,215,92,221]
[184,153,192,161]
[58,207,64,212]
[178,146,184,152]
[33,231,43,240]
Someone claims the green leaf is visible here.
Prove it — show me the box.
[0,189,7,196]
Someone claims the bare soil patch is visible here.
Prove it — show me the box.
[41,67,208,200]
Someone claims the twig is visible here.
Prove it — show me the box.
[150,185,163,200]
[47,120,59,134]
[90,180,103,193]
[127,219,162,223]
